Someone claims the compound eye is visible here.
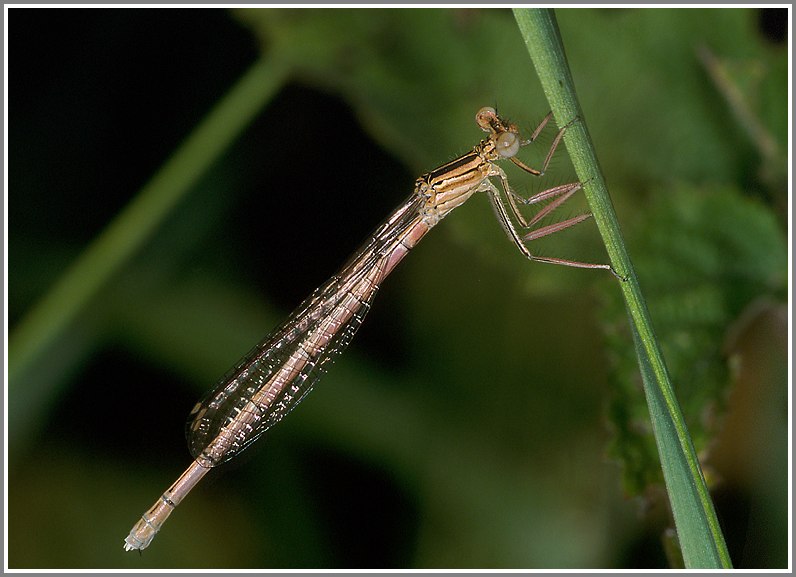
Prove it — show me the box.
[476,106,497,131]
[496,131,520,158]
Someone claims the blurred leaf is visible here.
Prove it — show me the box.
[555,9,787,190]
[601,183,787,495]
[695,44,787,194]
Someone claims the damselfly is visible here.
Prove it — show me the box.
[123,106,618,551]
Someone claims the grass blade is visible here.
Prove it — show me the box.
[512,8,732,568]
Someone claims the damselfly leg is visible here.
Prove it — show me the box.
[477,109,621,277]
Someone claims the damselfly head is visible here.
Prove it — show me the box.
[475,106,499,133]
[475,106,521,140]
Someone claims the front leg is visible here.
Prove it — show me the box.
[510,114,579,177]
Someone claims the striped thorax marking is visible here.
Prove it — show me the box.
[417,139,500,226]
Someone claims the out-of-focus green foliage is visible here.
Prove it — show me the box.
[601,184,786,493]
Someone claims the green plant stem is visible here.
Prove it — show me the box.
[9,56,289,385]
[513,8,732,569]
